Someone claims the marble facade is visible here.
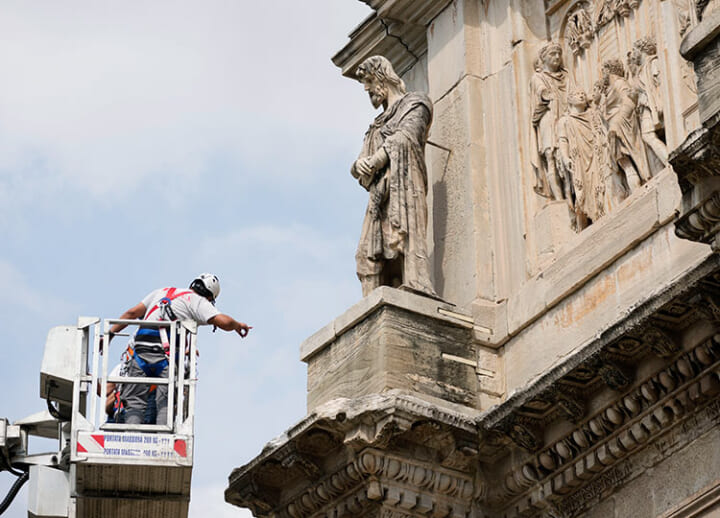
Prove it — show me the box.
[226,1,720,517]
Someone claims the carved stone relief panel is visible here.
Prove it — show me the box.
[528,0,699,234]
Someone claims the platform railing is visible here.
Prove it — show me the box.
[82,318,198,434]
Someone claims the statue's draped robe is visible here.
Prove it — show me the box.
[529,68,567,197]
[355,92,435,296]
[558,109,600,221]
[635,56,663,129]
[589,105,625,215]
[604,75,650,181]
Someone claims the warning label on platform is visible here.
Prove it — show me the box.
[77,432,188,461]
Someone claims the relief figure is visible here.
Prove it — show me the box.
[629,37,669,165]
[595,0,616,28]
[601,58,650,190]
[530,43,568,200]
[351,56,436,298]
[565,6,594,55]
[591,80,626,215]
[557,89,600,231]
[615,0,633,17]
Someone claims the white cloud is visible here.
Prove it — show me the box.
[0,0,372,210]
[0,259,80,321]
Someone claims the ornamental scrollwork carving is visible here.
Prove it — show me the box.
[283,449,478,518]
[564,3,594,56]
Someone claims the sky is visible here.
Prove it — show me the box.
[0,1,374,516]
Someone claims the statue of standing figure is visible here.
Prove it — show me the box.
[628,36,669,165]
[530,42,569,200]
[351,56,436,298]
[601,58,650,190]
[557,89,600,231]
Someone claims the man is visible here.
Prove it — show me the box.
[529,42,568,200]
[105,273,251,425]
[351,55,435,298]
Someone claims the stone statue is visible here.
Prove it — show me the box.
[529,42,568,200]
[590,80,627,215]
[351,56,436,298]
[601,58,650,191]
[557,89,599,231]
[629,37,669,165]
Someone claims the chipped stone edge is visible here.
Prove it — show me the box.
[226,390,481,487]
[299,286,469,362]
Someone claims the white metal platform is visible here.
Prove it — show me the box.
[3,317,199,518]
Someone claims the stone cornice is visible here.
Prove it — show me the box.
[227,257,720,516]
[479,253,720,435]
[670,113,720,245]
[332,13,427,79]
[332,0,453,79]
[225,392,482,516]
[359,0,454,26]
[489,336,720,517]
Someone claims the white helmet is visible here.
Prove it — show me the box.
[190,273,221,303]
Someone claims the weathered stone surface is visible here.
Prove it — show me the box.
[302,287,479,411]
[228,1,720,517]
[681,7,720,123]
[225,392,481,518]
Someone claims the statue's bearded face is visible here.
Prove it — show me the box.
[363,76,388,109]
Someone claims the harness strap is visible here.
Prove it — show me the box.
[144,288,192,320]
[133,354,169,378]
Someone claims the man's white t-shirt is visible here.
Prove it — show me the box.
[141,287,220,325]
[132,287,220,362]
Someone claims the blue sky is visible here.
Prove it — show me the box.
[0,1,374,516]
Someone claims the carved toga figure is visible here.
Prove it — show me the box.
[351,56,435,298]
[601,59,649,190]
[529,42,568,200]
[557,89,599,230]
[629,37,668,165]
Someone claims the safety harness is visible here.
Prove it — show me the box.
[131,287,192,377]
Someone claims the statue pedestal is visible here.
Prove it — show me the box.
[300,287,482,412]
[227,287,488,517]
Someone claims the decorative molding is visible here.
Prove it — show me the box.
[225,392,481,517]
[332,1,454,79]
[671,114,720,245]
[659,478,720,517]
[283,449,477,518]
[360,0,454,27]
[489,336,720,517]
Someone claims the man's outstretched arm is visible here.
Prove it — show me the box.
[99,302,147,352]
[208,314,252,338]
[110,302,147,335]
